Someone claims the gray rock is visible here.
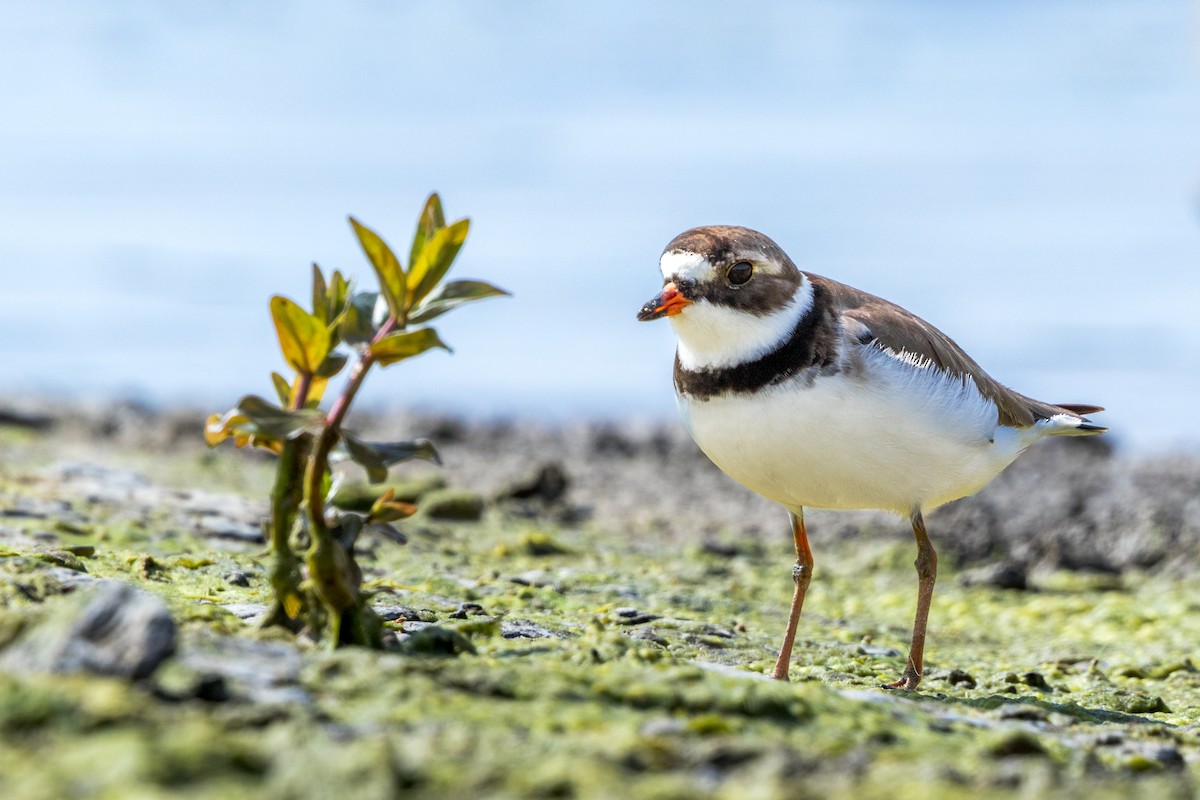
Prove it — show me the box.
[396,624,476,656]
[500,620,568,639]
[499,462,570,504]
[449,602,487,619]
[943,668,978,688]
[421,489,485,521]
[959,561,1029,591]
[509,569,558,588]
[224,570,252,587]
[0,582,176,679]
[173,633,307,706]
[48,462,154,504]
[1152,746,1186,771]
[613,607,661,626]
[374,604,425,622]
[996,703,1050,722]
[219,603,268,621]
[857,644,903,658]
[50,461,152,490]
[36,566,104,593]
[197,515,264,543]
[0,497,70,520]
[399,620,435,633]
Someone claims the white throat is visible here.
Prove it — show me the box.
[671,279,813,370]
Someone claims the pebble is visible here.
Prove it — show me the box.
[627,628,670,647]
[449,602,487,619]
[219,603,269,621]
[499,462,570,504]
[858,644,902,658]
[197,516,264,543]
[944,669,978,688]
[1152,746,1186,771]
[396,625,476,656]
[420,489,485,521]
[500,621,567,640]
[958,561,1029,591]
[987,731,1048,758]
[613,607,661,625]
[400,620,435,633]
[509,570,558,588]
[996,703,1050,722]
[1022,672,1052,690]
[374,604,425,622]
[224,570,252,587]
[43,567,103,591]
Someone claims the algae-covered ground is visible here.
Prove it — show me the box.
[1,406,1199,799]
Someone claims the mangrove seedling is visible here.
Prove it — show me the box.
[205,193,508,646]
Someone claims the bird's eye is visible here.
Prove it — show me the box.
[727,261,753,286]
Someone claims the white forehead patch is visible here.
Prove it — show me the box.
[659,250,716,283]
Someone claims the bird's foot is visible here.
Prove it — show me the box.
[882,669,921,692]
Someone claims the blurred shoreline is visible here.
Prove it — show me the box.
[3,396,1199,578]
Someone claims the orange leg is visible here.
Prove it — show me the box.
[771,509,814,681]
[884,509,937,691]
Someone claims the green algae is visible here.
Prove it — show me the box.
[0,454,1199,798]
[418,488,486,521]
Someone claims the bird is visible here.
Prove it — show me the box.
[637,225,1106,690]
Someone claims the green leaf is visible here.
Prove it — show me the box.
[326,507,409,548]
[408,280,511,324]
[270,296,330,375]
[311,263,329,324]
[305,354,349,408]
[365,521,408,546]
[367,328,451,366]
[270,372,291,406]
[316,353,349,378]
[335,432,442,483]
[236,395,326,440]
[349,217,406,321]
[339,291,387,347]
[407,218,470,309]
[205,395,324,448]
[328,270,350,326]
[408,193,446,275]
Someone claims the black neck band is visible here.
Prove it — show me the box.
[673,284,838,400]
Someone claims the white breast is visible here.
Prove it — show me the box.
[677,345,1033,515]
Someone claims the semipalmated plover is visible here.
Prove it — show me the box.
[638,225,1106,690]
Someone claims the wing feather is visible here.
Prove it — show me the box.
[808,274,1088,429]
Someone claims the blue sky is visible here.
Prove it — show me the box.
[2,2,1197,450]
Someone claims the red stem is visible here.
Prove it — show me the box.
[307,315,400,528]
[324,316,398,430]
[291,372,313,411]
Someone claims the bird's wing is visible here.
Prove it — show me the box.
[809,274,1069,429]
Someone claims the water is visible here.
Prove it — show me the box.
[2,1,1197,452]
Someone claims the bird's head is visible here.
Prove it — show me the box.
[638,226,810,370]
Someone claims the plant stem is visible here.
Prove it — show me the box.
[264,437,305,628]
[324,316,397,430]
[262,369,315,629]
[292,372,313,411]
[303,316,400,642]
